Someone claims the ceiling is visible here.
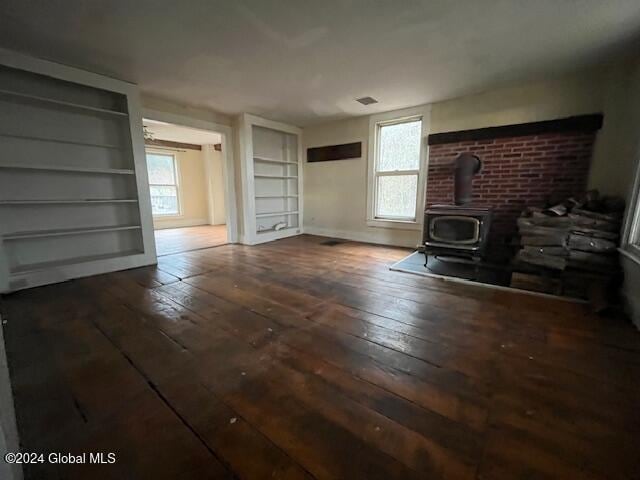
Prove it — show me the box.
[1,0,639,126]
[143,119,221,145]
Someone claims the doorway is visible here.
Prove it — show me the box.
[141,112,237,257]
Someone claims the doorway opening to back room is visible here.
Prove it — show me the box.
[143,119,228,256]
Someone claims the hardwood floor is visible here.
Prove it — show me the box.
[2,234,640,479]
[154,225,228,256]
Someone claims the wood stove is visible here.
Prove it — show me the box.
[423,153,492,265]
[423,205,492,261]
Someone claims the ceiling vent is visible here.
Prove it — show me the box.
[356,96,378,106]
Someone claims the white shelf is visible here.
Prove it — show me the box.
[0,57,156,294]
[254,174,298,179]
[0,162,135,175]
[0,133,123,150]
[254,155,297,165]
[255,195,298,198]
[4,224,142,241]
[0,199,138,205]
[244,117,302,245]
[257,225,298,234]
[11,249,144,275]
[256,210,299,218]
[0,88,128,117]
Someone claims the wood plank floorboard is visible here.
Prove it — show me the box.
[2,234,640,479]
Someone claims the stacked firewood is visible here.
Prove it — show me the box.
[514,190,624,273]
[511,191,625,305]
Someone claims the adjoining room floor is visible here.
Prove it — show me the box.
[154,225,227,256]
[2,235,640,479]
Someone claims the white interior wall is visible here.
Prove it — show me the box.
[615,58,640,329]
[232,115,246,242]
[203,145,227,225]
[0,322,22,480]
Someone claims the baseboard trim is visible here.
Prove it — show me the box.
[302,226,419,248]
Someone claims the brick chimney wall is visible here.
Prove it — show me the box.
[426,131,596,247]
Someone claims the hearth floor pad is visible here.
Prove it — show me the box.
[392,251,509,285]
[390,251,586,301]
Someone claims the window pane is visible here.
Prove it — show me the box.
[375,174,418,219]
[147,154,176,185]
[378,120,421,172]
[150,185,179,215]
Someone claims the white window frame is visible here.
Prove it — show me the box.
[367,105,430,230]
[146,151,182,217]
[620,146,640,264]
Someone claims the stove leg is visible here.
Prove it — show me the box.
[424,252,429,268]
[472,255,481,275]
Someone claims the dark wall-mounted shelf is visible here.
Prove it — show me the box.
[427,114,604,146]
[307,142,362,162]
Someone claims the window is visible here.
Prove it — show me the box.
[146,152,180,216]
[374,118,421,220]
[622,155,640,261]
[367,106,429,229]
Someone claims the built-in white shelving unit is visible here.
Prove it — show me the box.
[239,114,303,245]
[0,162,135,175]
[0,199,139,205]
[0,132,123,150]
[254,174,298,179]
[0,88,130,117]
[255,195,298,199]
[253,155,298,165]
[11,250,144,275]
[3,224,142,241]
[256,211,299,218]
[0,51,156,292]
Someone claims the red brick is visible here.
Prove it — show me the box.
[426,130,595,247]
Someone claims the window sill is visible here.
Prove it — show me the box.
[619,246,640,266]
[366,218,422,231]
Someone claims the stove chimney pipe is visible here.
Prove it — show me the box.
[454,153,482,205]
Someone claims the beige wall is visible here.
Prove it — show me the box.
[232,115,246,240]
[304,116,420,247]
[590,61,640,197]
[303,69,610,247]
[150,148,210,230]
[203,145,227,225]
[430,69,605,134]
[211,149,227,225]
